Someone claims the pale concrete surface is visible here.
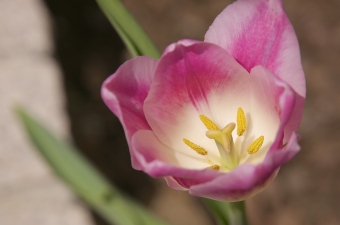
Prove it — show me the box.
[0,0,94,224]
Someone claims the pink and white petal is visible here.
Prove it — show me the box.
[144,41,249,159]
[162,39,201,57]
[205,0,305,98]
[131,130,221,183]
[282,92,305,143]
[244,65,295,164]
[190,164,279,202]
[189,132,300,201]
[131,130,208,170]
[101,56,158,143]
[164,177,187,191]
[250,66,297,148]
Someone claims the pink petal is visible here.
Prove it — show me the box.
[205,0,306,99]
[187,66,299,201]
[144,41,248,150]
[189,132,300,201]
[131,129,221,181]
[249,65,296,150]
[101,57,158,168]
[164,177,187,191]
[162,39,201,56]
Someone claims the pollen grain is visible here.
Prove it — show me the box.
[208,165,220,171]
[183,138,208,155]
[247,136,264,154]
[199,115,219,130]
[237,107,247,136]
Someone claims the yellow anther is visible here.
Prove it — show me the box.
[208,165,220,171]
[247,136,264,154]
[237,107,247,136]
[199,115,219,130]
[183,138,208,155]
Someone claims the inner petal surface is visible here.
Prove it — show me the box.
[144,42,250,168]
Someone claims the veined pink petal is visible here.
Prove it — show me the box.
[189,132,300,201]
[144,41,249,152]
[205,0,305,99]
[101,56,158,169]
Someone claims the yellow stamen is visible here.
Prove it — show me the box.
[183,138,208,155]
[237,107,247,136]
[247,136,264,154]
[199,115,219,130]
[209,165,220,171]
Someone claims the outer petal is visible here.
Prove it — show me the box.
[101,56,158,169]
[164,177,187,191]
[162,39,201,57]
[204,0,305,99]
[189,132,300,201]
[246,65,295,164]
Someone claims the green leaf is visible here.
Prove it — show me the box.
[15,107,169,225]
[202,199,247,225]
[96,0,160,58]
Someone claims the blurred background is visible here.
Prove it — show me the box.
[0,0,339,224]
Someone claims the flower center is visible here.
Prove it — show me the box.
[183,107,264,171]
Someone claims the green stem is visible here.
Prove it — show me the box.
[96,0,160,58]
[203,199,247,225]
[226,201,247,225]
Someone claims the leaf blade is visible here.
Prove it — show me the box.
[96,0,160,58]
[15,107,168,225]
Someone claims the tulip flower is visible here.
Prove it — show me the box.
[102,0,305,201]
